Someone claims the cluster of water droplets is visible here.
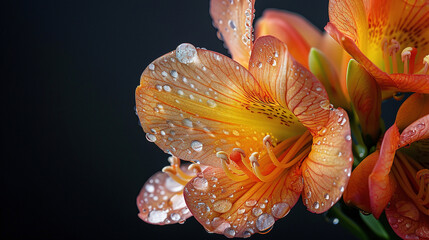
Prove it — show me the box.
[184,170,293,238]
[137,169,193,225]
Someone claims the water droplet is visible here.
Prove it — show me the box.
[176,43,198,64]
[313,202,320,209]
[213,200,232,213]
[345,135,351,141]
[324,193,330,200]
[228,20,236,31]
[192,177,208,191]
[252,207,263,217]
[155,84,162,91]
[255,213,275,231]
[340,186,345,192]
[332,218,339,225]
[145,184,155,193]
[271,203,290,218]
[316,87,322,92]
[170,213,181,222]
[207,99,217,108]
[163,85,172,92]
[224,227,236,238]
[182,118,193,128]
[145,133,157,142]
[147,210,167,224]
[319,100,332,110]
[191,140,203,152]
[148,63,155,71]
[245,199,257,207]
[170,70,178,78]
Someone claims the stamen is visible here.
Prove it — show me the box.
[388,39,400,73]
[162,156,199,185]
[217,150,249,182]
[162,166,189,185]
[417,55,429,75]
[382,39,391,74]
[392,154,429,216]
[401,47,417,74]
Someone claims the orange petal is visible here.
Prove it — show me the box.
[328,0,368,48]
[343,151,379,213]
[389,74,429,94]
[183,166,303,238]
[396,93,429,131]
[347,59,381,143]
[136,44,306,168]
[137,167,193,225]
[369,124,399,218]
[248,35,330,134]
[399,114,429,148]
[385,185,429,239]
[301,108,353,213]
[325,23,391,86]
[255,9,322,67]
[210,0,255,68]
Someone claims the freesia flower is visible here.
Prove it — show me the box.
[344,93,429,239]
[135,0,353,237]
[326,0,429,94]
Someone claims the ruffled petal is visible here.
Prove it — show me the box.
[136,44,306,167]
[396,93,429,131]
[369,124,399,218]
[183,166,303,238]
[248,36,330,134]
[210,0,255,68]
[325,23,391,84]
[385,185,429,240]
[137,167,193,225]
[399,114,429,148]
[301,108,353,213]
[343,151,379,213]
[254,9,322,67]
[347,59,381,142]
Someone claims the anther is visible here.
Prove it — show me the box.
[216,151,230,164]
[232,148,246,157]
[263,135,272,146]
[419,55,429,75]
[249,152,260,167]
[401,47,417,74]
[389,39,400,73]
[188,163,202,174]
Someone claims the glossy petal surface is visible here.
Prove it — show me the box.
[136,45,306,167]
[210,0,255,68]
[255,9,322,67]
[301,108,353,213]
[396,94,429,131]
[385,186,429,239]
[183,166,303,238]
[369,124,399,218]
[248,36,330,134]
[343,151,379,213]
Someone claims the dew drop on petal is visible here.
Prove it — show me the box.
[148,63,155,71]
[271,203,290,218]
[191,140,203,152]
[213,200,232,213]
[192,177,208,191]
[255,213,275,231]
[176,43,198,64]
[228,20,237,31]
[313,202,320,210]
[145,133,157,142]
[252,207,263,217]
[147,210,167,224]
[182,118,193,128]
[145,184,155,193]
[245,199,257,207]
[170,213,181,222]
[224,227,236,238]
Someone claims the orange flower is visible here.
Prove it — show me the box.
[344,93,429,239]
[326,0,429,94]
[255,8,351,110]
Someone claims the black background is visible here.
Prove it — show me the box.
[2,0,377,239]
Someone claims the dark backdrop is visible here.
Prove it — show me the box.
[2,0,362,239]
